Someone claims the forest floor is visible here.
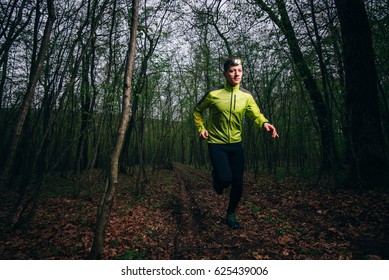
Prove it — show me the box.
[0,164,388,260]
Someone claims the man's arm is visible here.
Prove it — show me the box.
[246,94,269,128]
[246,95,279,138]
[193,93,211,139]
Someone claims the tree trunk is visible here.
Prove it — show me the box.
[121,3,170,172]
[89,0,139,259]
[0,0,33,107]
[0,0,56,189]
[254,0,333,171]
[334,0,389,188]
[135,81,148,196]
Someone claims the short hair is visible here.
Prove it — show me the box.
[223,56,242,72]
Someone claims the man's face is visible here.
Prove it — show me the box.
[224,64,242,86]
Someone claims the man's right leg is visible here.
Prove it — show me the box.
[208,143,232,194]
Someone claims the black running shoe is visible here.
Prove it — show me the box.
[226,212,241,229]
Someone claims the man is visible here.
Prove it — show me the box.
[193,56,279,229]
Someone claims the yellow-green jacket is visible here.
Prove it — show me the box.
[193,83,269,144]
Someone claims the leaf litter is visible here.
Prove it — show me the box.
[0,165,388,260]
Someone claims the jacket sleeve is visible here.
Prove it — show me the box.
[193,93,210,134]
[246,95,269,128]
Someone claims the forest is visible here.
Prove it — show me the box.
[0,0,388,260]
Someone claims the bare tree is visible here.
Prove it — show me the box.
[334,0,389,188]
[0,0,56,189]
[253,0,334,171]
[73,0,110,198]
[89,0,140,259]
[0,0,34,107]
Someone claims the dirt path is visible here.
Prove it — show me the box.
[1,165,388,259]
[168,164,269,259]
[170,164,209,258]
[162,164,389,260]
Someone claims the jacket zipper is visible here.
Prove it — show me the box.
[228,91,234,142]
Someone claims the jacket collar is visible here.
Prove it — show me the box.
[225,82,240,92]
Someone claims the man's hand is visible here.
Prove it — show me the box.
[199,129,209,140]
[263,123,279,138]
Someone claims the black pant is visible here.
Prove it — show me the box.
[208,142,244,213]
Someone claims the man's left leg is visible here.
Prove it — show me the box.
[226,143,244,229]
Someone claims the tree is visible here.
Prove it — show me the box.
[73,0,110,198]
[0,0,56,189]
[334,0,389,188]
[253,0,335,172]
[0,0,34,108]
[89,0,139,259]
[121,0,172,175]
